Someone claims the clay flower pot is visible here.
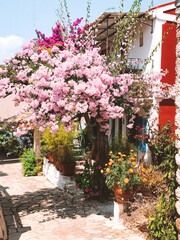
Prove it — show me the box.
[61,163,76,176]
[48,153,54,163]
[114,185,134,204]
[57,162,63,172]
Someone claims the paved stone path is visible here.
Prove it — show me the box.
[0,159,145,240]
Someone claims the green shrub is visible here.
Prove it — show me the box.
[21,149,40,176]
[41,124,78,163]
[109,135,135,156]
[75,159,101,194]
[147,135,178,239]
[135,121,175,165]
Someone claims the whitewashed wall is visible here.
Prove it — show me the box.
[0,94,25,120]
[128,18,164,73]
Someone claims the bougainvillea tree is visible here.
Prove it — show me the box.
[0,1,174,165]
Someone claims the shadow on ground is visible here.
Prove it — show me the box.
[0,185,114,239]
[0,158,114,239]
[0,158,20,165]
[7,187,113,221]
[0,185,31,240]
[0,171,8,177]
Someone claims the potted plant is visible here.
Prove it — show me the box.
[42,124,78,175]
[41,128,57,165]
[57,145,76,176]
[101,150,147,203]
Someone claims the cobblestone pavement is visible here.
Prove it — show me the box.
[0,160,145,240]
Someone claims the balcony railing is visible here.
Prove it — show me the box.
[126,58,146,70]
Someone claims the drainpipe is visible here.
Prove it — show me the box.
[106,18,109,56]
[175,0,180,238]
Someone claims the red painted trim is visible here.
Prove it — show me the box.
[164,9,175,15]
[150,2,174,11]
[161,22,177,85]
[159,21,176,127]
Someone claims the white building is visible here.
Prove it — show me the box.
[95,1,176,163]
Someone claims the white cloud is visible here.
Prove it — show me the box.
[0,35,24,64]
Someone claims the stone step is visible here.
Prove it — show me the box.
[75,169,84,175]
[75,162,85,175]
[74,155,84,160]
[72,149,82,152]
[72,143,81,148]
[75,161,84,166]
[75,164,84,170]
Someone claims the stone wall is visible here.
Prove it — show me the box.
[0,204,7,240]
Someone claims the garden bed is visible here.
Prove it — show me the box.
[120,188,160,239]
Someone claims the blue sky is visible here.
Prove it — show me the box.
[0,0,174,63]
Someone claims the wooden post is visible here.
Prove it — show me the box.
[0,204,7,240]
[33,128,41,159]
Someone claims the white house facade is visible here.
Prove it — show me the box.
[95,1,177,164]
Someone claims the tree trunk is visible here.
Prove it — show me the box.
[84,113,109,163]
[84,114,110,200]
[33,128,41,163]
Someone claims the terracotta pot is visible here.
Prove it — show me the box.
[48,154,54,163]
[113,185,134,204]
[58,162,63,173]
[61,163,75,176]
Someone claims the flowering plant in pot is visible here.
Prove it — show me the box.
[101,150,147,203]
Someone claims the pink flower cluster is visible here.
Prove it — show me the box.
[36,23,64,50]
[0,17,173,136]
[35,18,92,54]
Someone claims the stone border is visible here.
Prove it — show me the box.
[0,204,7,240]
[43,158,76,190]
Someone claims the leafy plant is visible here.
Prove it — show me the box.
[148,134,178,239]
[109,136,135,156]
[42,124,77,163]
[102,150,146,191]
[144,165,165,194]
[134,122,178,239]
[55,145,75,164]
[21,149,42,176]
[135,121,175,165]
[75,158,101,195]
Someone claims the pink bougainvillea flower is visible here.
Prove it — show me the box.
[0,15,174,139]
